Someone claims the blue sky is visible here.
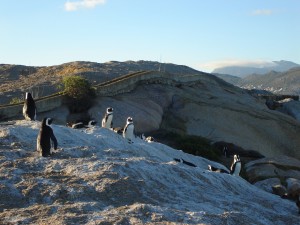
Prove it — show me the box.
[0,0,299,72]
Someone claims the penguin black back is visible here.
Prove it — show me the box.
[37,118,58,157]
[23,92,37,121]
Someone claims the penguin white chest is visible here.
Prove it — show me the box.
[123,124,134,140]
[232,162,241,176]
[102,114,113,128]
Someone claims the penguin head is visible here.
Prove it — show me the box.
[234,154,240,163]
[45,118,53,127]
[25,92,32,100]
[107,107,113,114]
[126,117,133,124]
[88,120,97,126]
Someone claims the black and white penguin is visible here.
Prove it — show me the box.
[67,120,97,129]
[37,118,58,157]
[23,92,36,121]
[102,107,113,129]
[140,133,155,143]
[174,158,197,167]
[123,117,134,142]
[208,165,230,173]
[145,136,155,143]
[113,127,124,135]
[230,154,241,176]
[208,154,241,176]
[87,120,97,128]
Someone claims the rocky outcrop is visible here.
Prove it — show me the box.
[277,99,300,122]
[245,156,300,199]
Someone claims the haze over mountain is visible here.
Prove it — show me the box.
[212,60,300,77]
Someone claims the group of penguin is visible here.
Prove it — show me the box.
[22,92,300,214]
[22,92,149,157]
[23,92,240,170]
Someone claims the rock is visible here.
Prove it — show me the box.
[244,155,300,169]
[286,178,300,199]
[245,164,278,183]
[272,184,287,197]
[277,99,300,122]
[254,178,281,193]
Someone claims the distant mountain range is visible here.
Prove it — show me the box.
[214,67,300,95]
[212,60,300,77]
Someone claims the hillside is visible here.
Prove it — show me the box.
[238,67,300,95]
[0,61,200,105]
[0,120,299,224]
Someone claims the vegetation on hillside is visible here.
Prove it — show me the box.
[61,75,96,113]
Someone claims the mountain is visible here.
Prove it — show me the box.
[212,60,300,77]
[214,67,300,96]
[0,120,299,224]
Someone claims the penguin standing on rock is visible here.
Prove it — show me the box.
[208,154,241,176]
[23,92,36,121]
[230,154,241,176]
[102,107,113,129]
[123,117,134,143]
[37,118,58,157]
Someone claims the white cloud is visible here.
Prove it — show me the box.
[198,60,275,72]
[65,0,106,11]
[252,9,274,16]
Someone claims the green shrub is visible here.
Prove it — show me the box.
[61,76,96,113]
[62,76,95,100]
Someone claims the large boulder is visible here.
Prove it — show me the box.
[245,156,300,198]
[277,99,300,122]
[286,178,300,199]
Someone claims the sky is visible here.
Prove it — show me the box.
[0,0,299,72]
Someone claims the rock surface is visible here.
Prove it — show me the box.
[85,76,300,159]
[0,120,299,224]
[245,156,300,198]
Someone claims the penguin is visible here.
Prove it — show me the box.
[113,127,124,135]
[174,158,197,167]
[67,120,97,129]
[23,92,36,121]
[208,165,230,173]
[230,154,241,176]
[123,117,135,143]
[145,136,155,143]
[87,120,97,128]
[208,154,241,176]
[102,107,113,129]
[37,118,58,157]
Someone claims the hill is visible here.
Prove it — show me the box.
[212,60,300,77]
[0,61,200,105]
[0,120,299,224]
